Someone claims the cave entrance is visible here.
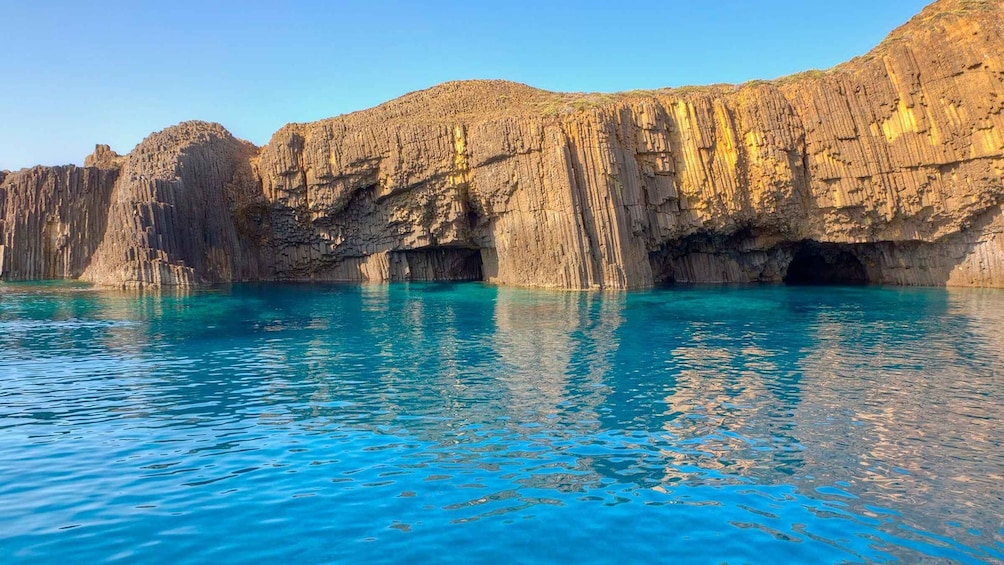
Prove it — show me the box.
[390,248,484,282]
[784,241,868,285]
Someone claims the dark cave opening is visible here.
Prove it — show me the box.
[784,241,869,285]
[391,247,484,282]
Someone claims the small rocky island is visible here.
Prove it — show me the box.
[1,0,1002,289]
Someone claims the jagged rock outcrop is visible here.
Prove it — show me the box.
[253,0,1004,289]
[1,0,1002,289]
[84,144,126,169]
[79,122,271,287]
[1,125,271,287]
[0,164,117,280]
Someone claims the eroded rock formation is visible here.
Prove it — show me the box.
[79,122,270,287]
[0,165,117,280]
[1,0,1002,289]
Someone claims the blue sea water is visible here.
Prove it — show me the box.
[1,282,1002,564]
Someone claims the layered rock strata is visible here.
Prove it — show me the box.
[1,0,1002,289]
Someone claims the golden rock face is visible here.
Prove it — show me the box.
[2,0,1003,288]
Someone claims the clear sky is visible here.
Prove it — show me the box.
[1,0,931,170]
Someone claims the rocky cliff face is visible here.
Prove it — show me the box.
[2,0,1002,289]
[78,122,270,287]
[0,165,117,280]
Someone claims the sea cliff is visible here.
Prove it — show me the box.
[2,0,1002,289]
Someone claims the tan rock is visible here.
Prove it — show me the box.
[79,121,271,288]
[0,165,117,280]
[1,0,1002,289]
[84,144,125,169]
[252,0,1004,289]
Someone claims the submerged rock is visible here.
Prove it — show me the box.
[2,0,1003,288]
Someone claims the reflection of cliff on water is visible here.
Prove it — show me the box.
[599,288,812,489]
[25,284,618,440]
[3,282,1003,546]
[792,287,1004,554]
[286,286,625,479]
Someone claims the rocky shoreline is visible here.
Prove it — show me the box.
[2,0,1002,289]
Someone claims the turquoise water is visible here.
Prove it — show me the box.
[1,282,1002,564]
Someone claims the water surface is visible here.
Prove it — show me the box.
[1,282,1002,563]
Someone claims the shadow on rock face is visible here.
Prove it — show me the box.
[784,241,869,286]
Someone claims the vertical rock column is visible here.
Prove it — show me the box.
[0,164,117,281]
[81,122,271,288]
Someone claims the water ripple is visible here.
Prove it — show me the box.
[1,282,1002,563]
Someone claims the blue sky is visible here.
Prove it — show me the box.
[1,0,930,170]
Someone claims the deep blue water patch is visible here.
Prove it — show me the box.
[1,282,1002,563]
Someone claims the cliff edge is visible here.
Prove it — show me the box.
[2,0,1002,288]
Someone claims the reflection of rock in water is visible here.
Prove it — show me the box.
[657,320,805,485]
[4,283,1004,555]
[792,289,1004,550]
[490,289,621,425]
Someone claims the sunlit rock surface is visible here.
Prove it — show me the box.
[2,0,1002,288]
